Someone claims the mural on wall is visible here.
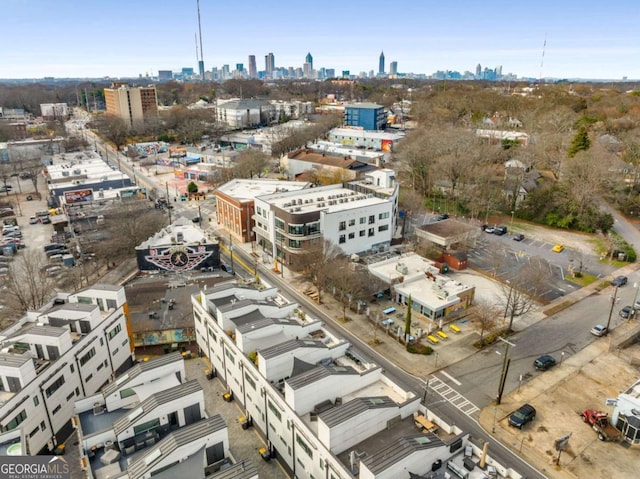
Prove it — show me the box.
[143,244,214,271]
[134,328,196,347]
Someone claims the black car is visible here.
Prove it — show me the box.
[513,233,525,241]
[434,213,449,221]
[493,225,508,235]
[619,306,636,319]
[192,216,202,223]
[508,403,536,429]
[611,276,628,287]
[534,355,557,371]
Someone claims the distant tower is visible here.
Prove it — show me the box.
[265,52,275,77]
[390,61,398,76]
[378,51,385,75]
[248,55,257,79]
[305,52,313,70]
[196,0,205,81]
[475,63,482,79]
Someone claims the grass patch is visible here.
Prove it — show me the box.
[406,342,433,355]
[565,272,599,287]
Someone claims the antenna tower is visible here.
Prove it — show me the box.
[539,33,547,86]
[196,0,205,80]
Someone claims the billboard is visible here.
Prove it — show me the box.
[169,147,187,158]
[64,188,93,204]
[381,139,393,152]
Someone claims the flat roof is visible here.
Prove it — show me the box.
[330,128,405,140]
[136,219,211,248]
[344,103,384,109]
[0,352,31,368]
[260,339,326,360]
[216,178,309,201]
[286,364,358,390]
[319,396,396,427]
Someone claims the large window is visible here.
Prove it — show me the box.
[275,218,285,230]
[368,215,375,224]
[378,224,389,232]
[339,235,346,244]
[79,347,96,366]
[289,224,304,235]
[379,212,389,220]
[45,376,65,398]
[267,400,282,421]
[349,219,355,227]
[368,228,374,237]
[338,221,346,231]
[108,324,121,340]
[289,239,302,249]
[296,434,313,458]
[5,410,27,431]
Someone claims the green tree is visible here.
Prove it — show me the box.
[187,181,198,194]
[404,295,412,342]
[567,126,590,158]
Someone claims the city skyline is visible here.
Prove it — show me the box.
[2,0,640,80]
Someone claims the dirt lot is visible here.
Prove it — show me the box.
[483,321,640,479]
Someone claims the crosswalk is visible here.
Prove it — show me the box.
[426,375,479,417]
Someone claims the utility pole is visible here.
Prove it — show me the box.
[605,285,620,335]
[165,182,172,224]
[229,233,235,274]
[496,336,516,405]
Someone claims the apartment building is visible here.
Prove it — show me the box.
[343,103,386,131]
[72,353,251,479]
[253,170,398,270]
[0,285,134,455]
[104,83,158,130]
[192,282,474,479]
[215,179,310,244]
[328,128,404,152]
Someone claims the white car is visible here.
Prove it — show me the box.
[29,216,38,224]
[590,324,608,337]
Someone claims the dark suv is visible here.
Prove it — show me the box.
[509,403,536,429]
[493,225,508,235]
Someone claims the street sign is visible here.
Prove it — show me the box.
[554,432,572,451]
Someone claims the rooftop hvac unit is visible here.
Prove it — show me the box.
[73,169,81,175]
[93,404,106,416]
[295,207,302,211]
[298,199,302,205]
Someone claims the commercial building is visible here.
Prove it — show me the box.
[611,378,640,445]
[307,141,387,167]
[368,252,475,321]
[253,170,398,269]
[104,83,158,130]
[344,103,387,131]
[281,148,378,181]
[215,99,266,129]
[215,179,310,244]
[0,285,134,455]
[40,103,70,121]
[328,128,404,152]
[135,218,220,272]
[157,70,173,81]
[248,55,257,79]
[191,281,480,479]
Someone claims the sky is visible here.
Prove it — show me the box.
[2,0,639,80]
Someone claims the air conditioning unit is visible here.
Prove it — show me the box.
[93,404,106,416]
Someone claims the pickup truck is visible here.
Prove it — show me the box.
[580,409,621,441]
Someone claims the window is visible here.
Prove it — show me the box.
[348,219,355,226]
[296,433,313,458]
[70,364,74,373]
[66,392,75,401]
[359,230,365,237]
[275,218,285,230]
[368,228,374,237]
[45,376,65,398]
[100,337,104,346]
[133,418,160,436]
[339,235,346,244]
[108,324,121,340]
[120,388,136,399]
[348,232,355,239]
[339,221,346,231]
[289,239,302,249]
[33,396,39,407]
[267,400,282,421]
[6,410,27,431]
[97,362,104,371]
[359,217,366,224]
[86,374,93,382]
[80,347,96,366]
[29,426,39,438]
[224,349,235,365]
[40,421,46,432]
[113,348,119,355]
[52,405,62,415]
[379,212,389,220]
[378,224,389,232]
[208,328,217,342]
[122,338,128,346]
[368,215,375,224]
[245,374,256,390]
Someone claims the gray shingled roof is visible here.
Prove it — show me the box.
[286,364,357,390]
[206,460,258,479]
[361,433,444,475]
[113,380,202,435]
[102,352,183,397]
[0,352,31,368]
[319,396,396,427]
[259,339,325,360]
[126,415,226,479]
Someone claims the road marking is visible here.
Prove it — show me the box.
[440,371,462,386]
[427,376,479,417]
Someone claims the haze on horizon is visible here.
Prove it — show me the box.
[2,0,638,80]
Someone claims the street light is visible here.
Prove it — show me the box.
[511,210,515,226]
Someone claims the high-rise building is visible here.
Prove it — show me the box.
[303,62,312,78]
[248,55,257,78]
[265,52,275,77]
[104,83,158,130]
[379,50,385,74]
[305,52,313,70]
[236,63,244,72]
[158,70,173,81]
[390,61,398,76]
[475,63,482,79]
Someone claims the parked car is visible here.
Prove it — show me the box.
[513,233,525,241]
[493,225,508,235]
[590,324,608,337]
[484,226,496,234]
[29,216,38,224]
[611,275,628,287]
[434,213,449,221]
[619,306,636,319]
[508,404,536,429]
[534,355,557,371]
[552,244,565,253]
[192,216,202,223]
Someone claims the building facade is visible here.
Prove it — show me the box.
[329,128,404,151]
[378,51,385,75]
[104,83,158,130]
[0,285,134,455]
[344,103,387,131]
[40,103,69,121]
[253,170,398,270]
[248,55,257,78]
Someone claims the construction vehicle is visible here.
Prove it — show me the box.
[580,409,621,441]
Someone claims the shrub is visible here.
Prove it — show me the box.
[406,343,433,355]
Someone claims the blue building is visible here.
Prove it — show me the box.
[344,103,387,131]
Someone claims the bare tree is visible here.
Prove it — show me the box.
[502,257,552,331]
[298,239,342,304]
[4,253,59,315]
[96,114,129,152]
[326,258,370,320]
[472,300,500,346]
[233,149,270,179]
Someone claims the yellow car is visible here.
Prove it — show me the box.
[552,244,565,253]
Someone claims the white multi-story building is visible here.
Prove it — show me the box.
[72,352,252,479]
[253,170,398,270]
[0,285,134,455]
[192,282,478,479]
